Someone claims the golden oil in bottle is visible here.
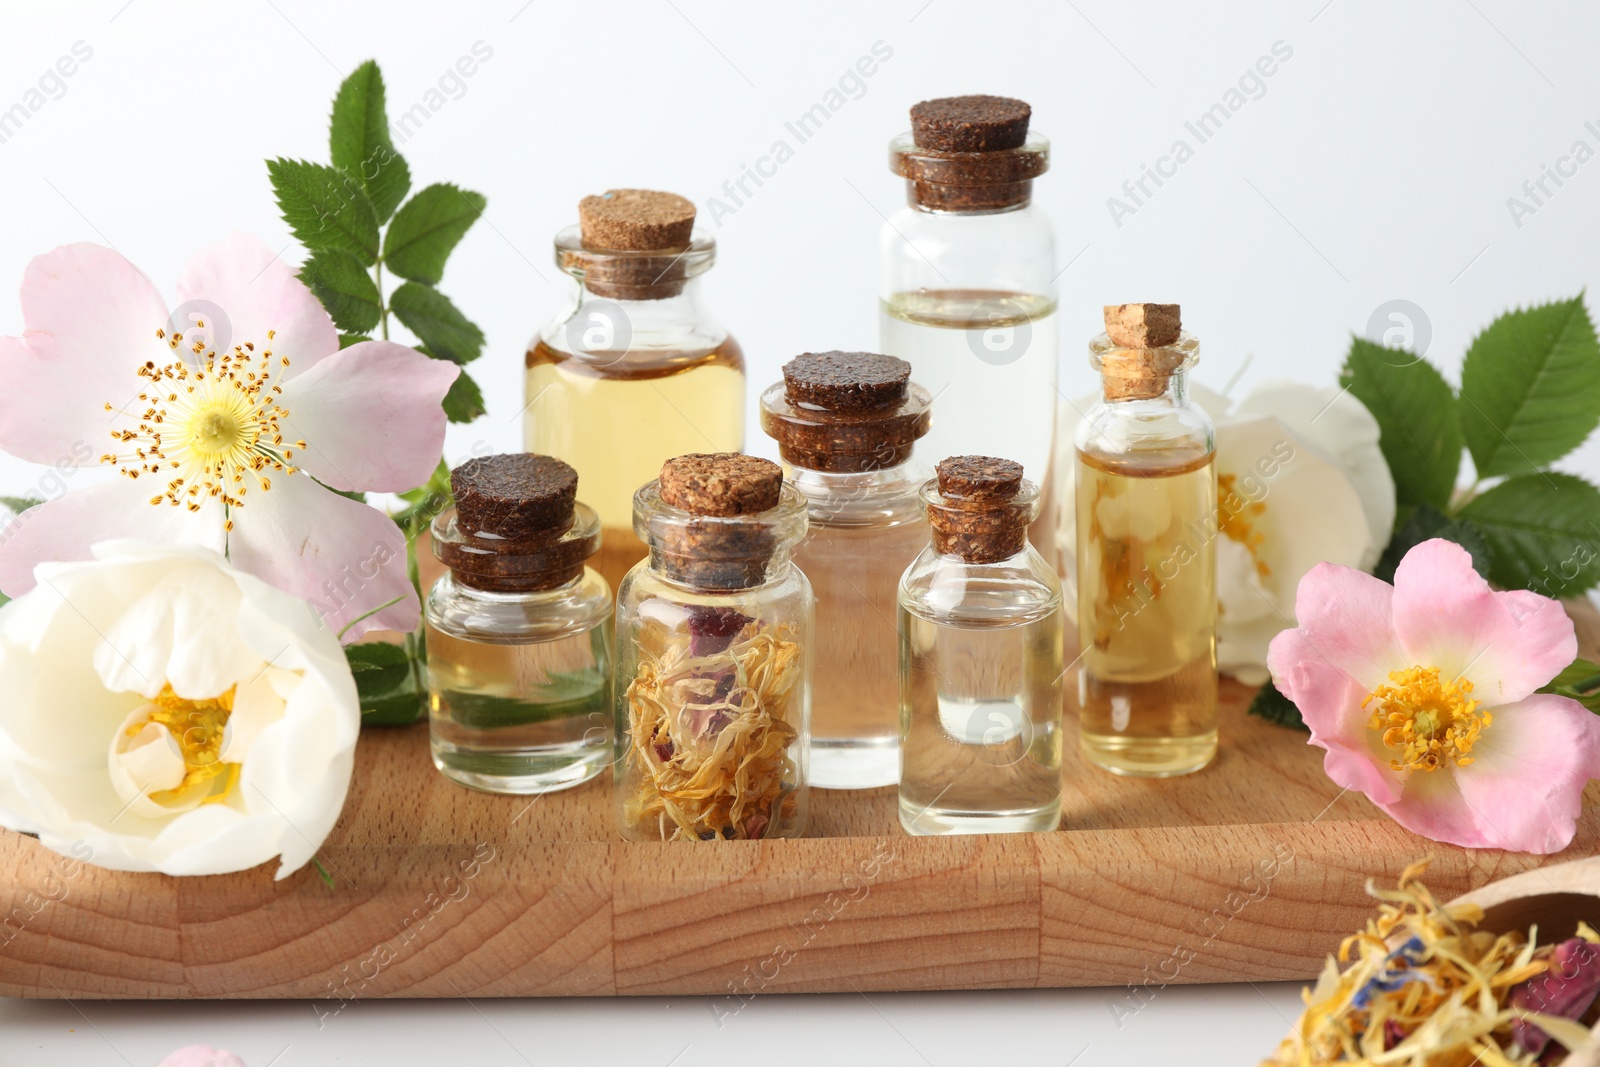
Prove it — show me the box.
[1074,304,1217,777]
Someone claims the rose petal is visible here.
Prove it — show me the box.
[1450,694,1600,854]
[175,233,339,380]
[1268,627,1404,805]
[276,340,457,492]
[223,473,416,640]
[1392,538,1576,705]
[1381,767,1487,848]
[0,244,172,465]
[0,477,225,598]
[1289,561,1403,690]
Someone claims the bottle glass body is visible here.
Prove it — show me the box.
[613,483,812,841]
[425,508,614,794]
[525,230,744,592]
[1074,335,1218,777]
[878,193,1059,541]
[898,487,1064,835]
[787,465,928,789]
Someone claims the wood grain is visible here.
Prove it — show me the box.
[2,603,1596,1000]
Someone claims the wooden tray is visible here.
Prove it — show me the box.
[3,604,1597,1000]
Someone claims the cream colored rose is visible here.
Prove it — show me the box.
[0,541,359,878]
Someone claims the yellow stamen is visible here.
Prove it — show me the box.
[128,683,239,807]
[1363,666,1490,773]
[1217,472,1270,578]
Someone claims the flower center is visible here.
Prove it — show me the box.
[115,683,239,810]
[100,323,306,531]
[1217,472,1270,578]
[1363,666,1490,773]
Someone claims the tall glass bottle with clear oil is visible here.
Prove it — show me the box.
[878,95,1058,548]
[525,189,743,592]
[1074,303,1217,777]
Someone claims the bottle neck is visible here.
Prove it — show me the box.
[788,464,926,526]
[1101,366,1191,405]
[548,275,726,357]
[441,568,586,601]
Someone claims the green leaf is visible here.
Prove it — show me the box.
[0,496,42,515]
[1340,338,1462,513]
[390,283,484,364]
[442,369,485,423]
[1373,504,1494,584]
[329,60,411,224]
[298,250,381,334]
[1540,658,1600,714]
[1458,296,1600,479]
[339,333,371,349]
[1247,680,1307,731]
[440,668,608,730]
[382,183,485,285]
[1457,472,1600,597]
[392,457,453,538]
[267,158,380,264]
[344,642,425,726]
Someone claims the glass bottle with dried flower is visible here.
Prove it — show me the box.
[613,453,812,841]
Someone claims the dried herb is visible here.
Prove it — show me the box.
[622,608,802,841]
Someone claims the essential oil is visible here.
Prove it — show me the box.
[424,454,613,794]
[1074,304,1218,777]
[524,189,744,592]
[898,456,1064,835]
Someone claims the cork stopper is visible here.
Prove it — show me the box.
[660,453,782,516]
[438,454,597,592]
[891,96,1047,213]
[926,455,1034,564]
[452,454,577,537]
[783,351,910,412]
[569,188,699,300]
[762,353,931,474]
[1097,303,1191,402]
[647,453,796,591]
[578,189,696,251]
[910,95,1032,152]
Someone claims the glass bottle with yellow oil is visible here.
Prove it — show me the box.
[524,188,744,593]
[1074,303,1218,777]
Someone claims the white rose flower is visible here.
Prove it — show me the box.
[0,541,359,879]
[1056,380,1395,685]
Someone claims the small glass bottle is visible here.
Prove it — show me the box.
[760,351,932,789]
[1075,303,1218,777]
[898,456,1064,835]
[524,188,744,593]
[878,95,1058,554]
[425,454,614,794]
[613,453,812,840]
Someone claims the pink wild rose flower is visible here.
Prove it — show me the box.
[0,235,458,640]
[1266,538,1600,854]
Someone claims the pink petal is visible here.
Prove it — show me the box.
[157,1046,247,1067]
[0,478,225,597]
[223,473,416,641]
[1268,628,1404,805]
[1381,767,1489,849]
[1290,561,1404,690]
[277,340,457,492]
[0,244,171,465]
[1451,694,1600,854]
[1393,538,1576,705]
[175,233,339,380]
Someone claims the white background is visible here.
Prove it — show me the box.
[1,0,1597,1063]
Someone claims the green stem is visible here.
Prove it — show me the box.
[375,258,390,341]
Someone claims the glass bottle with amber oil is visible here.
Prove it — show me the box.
[613,453,812,841]
[760,351,932,789]
[525,189,744,592]
[899,456,1064,835]
[425,454,613,794]
[1075,303,1218,777]
[879,96,1058,553]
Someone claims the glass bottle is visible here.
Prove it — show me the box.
[1075,303,1218,777]
[613,453,812,840]
[759,351,932,789]
[425,454,614,794]
[878,95,1058,554]
[524,188,744,593]
[898,456,1064,835]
